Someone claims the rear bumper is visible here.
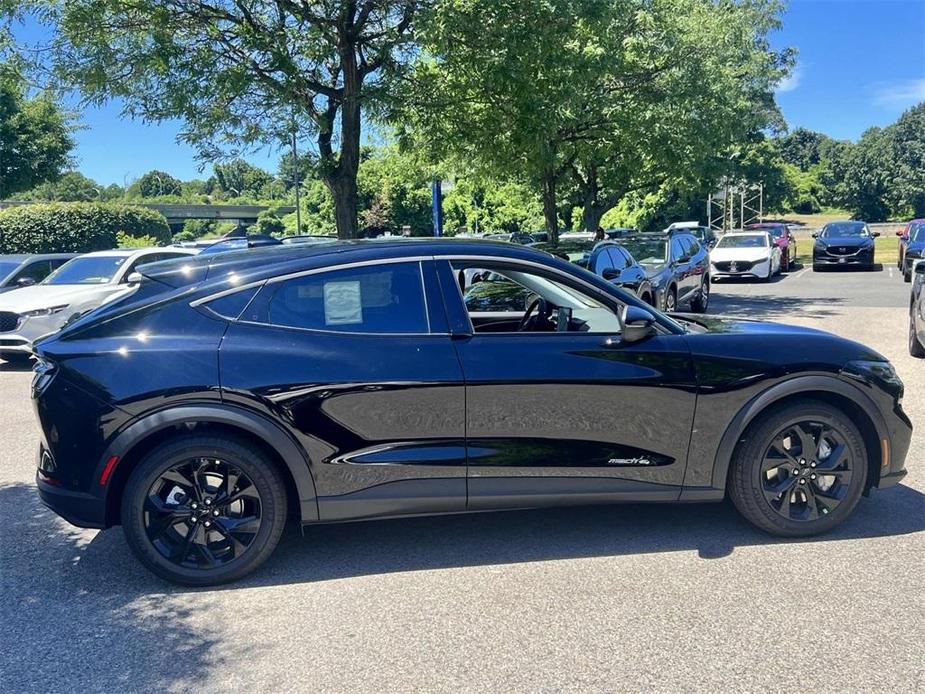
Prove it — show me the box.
[36,473,107,529]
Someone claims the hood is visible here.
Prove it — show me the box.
[0,284,121,313]
[709,246,770,262]
[816,235,874,247]
[673,313,827,337]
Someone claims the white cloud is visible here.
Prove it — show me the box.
[873,78,925,107]
[776,64,803,94]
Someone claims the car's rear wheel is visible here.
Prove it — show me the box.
[690,279,709,313]
[728,401,867,537]
[121,435,287,586]
[910,313,925,358]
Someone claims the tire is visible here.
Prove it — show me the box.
[904,269,911,283]
[910,313,925,358]
[121,435,288,586]
[728,400,867,537]
[690,278,709,313]
[812,264,821,272]
[664,287,677,313]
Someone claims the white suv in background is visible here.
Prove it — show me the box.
[0,248,197,361]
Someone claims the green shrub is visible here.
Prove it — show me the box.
[117,231,162,248]
[0,202,171,253]
[181,218,218,238]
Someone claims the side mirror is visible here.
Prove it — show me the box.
[16,277,36,287]
[621,305,656,343]
[601,268,620,280]
[896,230,905,237]
[811,232,818,238]
[127,272,143,284]
[872,231,881,238]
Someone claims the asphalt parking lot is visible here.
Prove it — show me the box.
[1,263,923,693]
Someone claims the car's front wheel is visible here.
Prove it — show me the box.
[664,287,677,313]
[121,435,288,586]
[728,400,867,537]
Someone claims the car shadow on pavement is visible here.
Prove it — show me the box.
[7,480,920,596]
[0,359,33,373]
[0,482,246,692]
[708,295,847,320]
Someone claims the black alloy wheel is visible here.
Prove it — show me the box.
[122,436,287,585]
[143,459,262,568]
[758,422,852,522]
[729,401,866,536]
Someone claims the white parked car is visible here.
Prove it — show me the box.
[709,231,781,282]
[0,247,197,361]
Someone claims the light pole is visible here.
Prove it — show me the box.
[291,132,302,234]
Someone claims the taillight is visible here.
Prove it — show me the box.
[31,357,57,397]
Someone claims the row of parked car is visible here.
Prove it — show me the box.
[900,219,925,357]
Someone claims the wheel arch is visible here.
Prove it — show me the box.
[98,405,319,527]
[710,376,888,495]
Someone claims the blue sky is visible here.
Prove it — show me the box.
[13,0,925,185]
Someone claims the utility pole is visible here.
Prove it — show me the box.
[291,132,302,234]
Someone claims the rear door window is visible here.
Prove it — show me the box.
[267,262,430,334]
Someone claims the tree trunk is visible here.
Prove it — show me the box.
[319,34,362,240]
[541,173,559,246]
[580,203,608,233]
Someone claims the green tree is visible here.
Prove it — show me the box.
[399,0,790,242]
[132,170,183,198]
[54,0,419,239]
[213,159,272,199]
[22,171,115,201]
[837,126,893,222]
[890,103,925,218]
[0,75,74,198]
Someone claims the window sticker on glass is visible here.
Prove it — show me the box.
[323,280,363,325]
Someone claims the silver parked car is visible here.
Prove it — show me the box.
[0,247,197,361]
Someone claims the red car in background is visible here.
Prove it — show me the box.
[744,223,798,271]
[897,220,925,272]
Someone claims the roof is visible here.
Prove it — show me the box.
[0,253,77,261]
[140,238,567,290]
[81,247,197,258]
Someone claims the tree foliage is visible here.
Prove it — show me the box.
[397,0,790,242]
[53,0,421,239]
[0,75,74,198]
[132,170,183,198]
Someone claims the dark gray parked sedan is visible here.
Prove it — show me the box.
[0,254,76,294]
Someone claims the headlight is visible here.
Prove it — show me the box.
[21,305,68,318]
[908,249,922,259]
[843,359,904,389]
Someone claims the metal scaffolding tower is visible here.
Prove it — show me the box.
[708,181,764,233]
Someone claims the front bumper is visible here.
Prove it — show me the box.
[813,247,874,266]
[0,313,68,354]
[711,258,770,279]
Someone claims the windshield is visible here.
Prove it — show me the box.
[43,256,128,285]
[0,261,20,281]
[717,234,767,249]
[822,222,869,238]
[622,238,668,265]
[749,225,785,238]
[910,224,925,242]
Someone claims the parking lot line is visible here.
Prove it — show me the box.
[789,266,810,281]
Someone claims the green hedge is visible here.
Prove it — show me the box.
[0,202,171,253]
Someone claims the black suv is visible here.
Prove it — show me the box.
[621,231,710,312]
[33,240,910,585]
